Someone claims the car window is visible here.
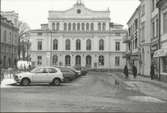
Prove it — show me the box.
[47,68,57,73]
[31,68,44,73]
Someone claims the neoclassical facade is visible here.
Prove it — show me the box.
[30,2,127,69]
[0,15,19,68]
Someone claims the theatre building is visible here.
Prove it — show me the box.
[29,1,127,69]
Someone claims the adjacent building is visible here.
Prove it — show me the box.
[0,15,19,68]
[125,0,167,81]
[29,1,127,69]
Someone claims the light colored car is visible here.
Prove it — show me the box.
[14,66,64,86]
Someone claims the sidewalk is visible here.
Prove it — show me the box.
[113,72,167,101]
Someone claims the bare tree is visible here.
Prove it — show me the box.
[18,21,30,60]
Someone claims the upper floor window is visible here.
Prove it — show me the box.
[53,39,58,50]
[86,39,91,50]
[37,40,42,50]
[82,23,85,31]
[91,23,94,31]
[77,23,80,31]
[77,9,81,14]
[52,23,55,31]
[65,39,71,50]
[99,39,104,50]
[68,23,71,31]
[64,23,67,31]
[102,23,106,31]
[163,12,167,34]
[56,23,59,31]
[76,39,81,50]
[86,23,89,31]
[98,23,101,31]
[115,42,120,51]
[73,23,76,31]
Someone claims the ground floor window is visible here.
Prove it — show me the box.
[65,55,71,66]
[75,55,81,66]
[115,56,120,66]
[162,57,167,73]
[52,55,58,65]
[37,56,42,65]
[86,55,91,67]
[99,55,104,66]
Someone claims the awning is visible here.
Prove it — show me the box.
[153,48,167,57]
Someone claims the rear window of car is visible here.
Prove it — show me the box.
[47,68,57,73]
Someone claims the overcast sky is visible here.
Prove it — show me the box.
[2,0,140,29]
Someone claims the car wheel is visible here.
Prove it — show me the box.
[53,78,61,86]
[21,78,30,86]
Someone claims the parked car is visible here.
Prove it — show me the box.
[73,66,88,76]
[57,67,78,82]
[67,66,82,76]
[14,66,64,86]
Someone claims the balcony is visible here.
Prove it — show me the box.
[123,36,131,43]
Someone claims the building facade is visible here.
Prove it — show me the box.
[30,2,127,69]
[0,15,19,68]
[125,0,167,80]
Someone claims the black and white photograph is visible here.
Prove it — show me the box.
[0,0,167,112]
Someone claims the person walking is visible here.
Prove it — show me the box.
[150,63,155,80]
[132,64,137,78]
[124,64,129,79]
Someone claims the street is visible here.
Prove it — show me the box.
[1,72,167,112]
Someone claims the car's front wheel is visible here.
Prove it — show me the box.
[21,78,30,86]
[52,78,61,86]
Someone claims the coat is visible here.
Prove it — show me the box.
[132,65,137,75]
[124,66,128,76]
[150,65,155,75]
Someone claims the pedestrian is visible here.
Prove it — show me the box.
[150,63,155,80]
[123,64,129,79]
[132,64,137,78]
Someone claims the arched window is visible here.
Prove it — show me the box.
[99,39,104,50]
[56,23,59,31]
[65,55,71,66]
[75,55,81,66]
[86,23,89,31]
[52,23,55,31]
[86,55,91,67]
[52,55,58,65]
[68,23,71,31]
[102,23,106,31]
[77,23,80,31]
[99,55,104,66]
[86,39,91,50]
[73,23,76,31]
[64,23,67,31]
[98,23,101,31]
[82,23,85,31]
[76,39,81,50]
[53,39,58,50]
[65,39,70,50]
[91,23,94,31]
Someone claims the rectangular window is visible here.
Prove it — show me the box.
[152,21,155,39]
[163,57,167,73]
[115,42,120,51]
[163,12,167,34]
[37,40,42,50]
[115,56,120,66]
[156,18,159,37]
[37,56,42,65]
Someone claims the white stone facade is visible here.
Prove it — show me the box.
[29,2,127,69]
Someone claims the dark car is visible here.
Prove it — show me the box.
[57,67,78,82]
[73,66,88,76]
